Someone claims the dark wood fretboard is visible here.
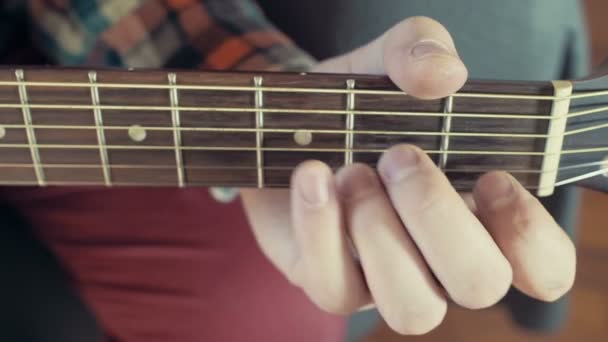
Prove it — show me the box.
[0,66,605,196]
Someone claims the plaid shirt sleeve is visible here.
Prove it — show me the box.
[28,0,316,71]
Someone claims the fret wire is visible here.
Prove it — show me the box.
[168,73,186,187]
[15,69,46,186]
[0,79,559,100]
[345,79,356,165]
[438,96,454,170]
[88,71,112,186]
[0,124,552,139]
[254,76,265,188]
[1,142,604,156]
[0,103,554,120]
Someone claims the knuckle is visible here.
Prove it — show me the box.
[450,264,513,309]
[384,302,447,336]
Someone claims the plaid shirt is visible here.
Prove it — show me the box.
[3,0,315,71]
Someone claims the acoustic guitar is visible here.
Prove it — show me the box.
[0,67,606,197]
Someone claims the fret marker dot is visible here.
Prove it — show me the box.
[602,156,608,178]
[294,130,313,146]
[0,126,5,140]
[128,125,147,142]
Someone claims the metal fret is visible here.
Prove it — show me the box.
[88,71,112,186]
[168,73,185,187]
[254,76,265,188]
[345,79,356,165]
[438,96,454,170]
[15,69,45,186]
[537,80,573,197]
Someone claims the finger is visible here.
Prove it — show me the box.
[240,189,298,277]
[378,145,513,309]
[336,164,446,335]
[473,172,576,302]
[313,16,468,99]
[290,160,370,314]
[461,193,477,213]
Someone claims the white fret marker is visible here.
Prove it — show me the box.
[168,73,185,187]
[128,125,147,142]
[294,130,313,146]
[439,96,454,170]
[254,76,265,188]
[0,126,6,140]
[15,69,46,186]
[602,156,608,178]
[538,81,573,197]
[88,71,112,187]
[345,79,356,165]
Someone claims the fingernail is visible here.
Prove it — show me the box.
[479,172,516,209]
[336,165,378,201]
[297,164,331,206]
[378,146,421,183]
[411,40,453,59]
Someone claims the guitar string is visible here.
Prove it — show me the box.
[0,121,604,138]
[0,102,605,121]
[0,142,605,156]
[0,79,605,187]
[2,79,608,101]
[555,167,608,187]
[0,180,519,189]
[1,167,604,190]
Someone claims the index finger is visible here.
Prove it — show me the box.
[312,16,468,99]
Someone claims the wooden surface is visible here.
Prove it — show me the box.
[363,1,608,341]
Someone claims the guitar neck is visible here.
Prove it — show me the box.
[0,66,605,196]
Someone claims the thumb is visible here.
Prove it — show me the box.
[313,16,468,99]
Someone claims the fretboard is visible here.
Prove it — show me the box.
[0,66,599,196]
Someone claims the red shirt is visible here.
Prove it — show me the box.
[2,187,345,341]
[2,1,344,340]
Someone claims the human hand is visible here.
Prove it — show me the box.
[240,17,576,335]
